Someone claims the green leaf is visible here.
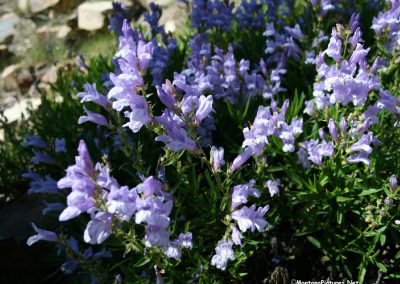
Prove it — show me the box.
[358,265,366,284]
[336,196,353,202]
[306,236,321,249]
[133,257,151,268]
[376,262,387,273]
[358,188,382,196]
[337,211,343,224]
[380,234,386,246]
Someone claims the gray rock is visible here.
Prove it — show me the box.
[77,1,113,31]
[1,64,21,91]
[159,5,188,34]
[19,0,61,13]
[0,13,20,44]
[16,70,33,90]
[40,64,59,84]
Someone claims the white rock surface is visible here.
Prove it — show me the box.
[139,0,174,7]
[0,13,20,44]
[3,97,41,124]
[36,24,71,39]
[78,1,113,31]
[19,0,61,13]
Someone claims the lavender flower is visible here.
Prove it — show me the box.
[31,150,55,165]
[231,180,260,209]
[299,139,334,167]
[157,82,176,109]
[328,119,339,141]
[231,205,269,232]
[84,210,113,245]
[211,239,235,270]
[266,179,281,197]
[106,185,137,221]
[21,134,48,149]
[231,225,242,246]
[27,223,59,246]
[210,146,225,172]
[107,20,153,133]
[195,95,214,124]
[78,107,110,127]
[55,138,66,153]
[155,110,197,152]
[42,202,65,215]
[325,28,342,62]
[58,140,96,221]
[77,83,110,110]
[178,232,193,249]
[229,147,253,173]
[390,175,398,192]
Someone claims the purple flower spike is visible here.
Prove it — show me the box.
[27,223,59,246]
[325,28,342,62]
[155,110,197,152]
[58,140,96,221]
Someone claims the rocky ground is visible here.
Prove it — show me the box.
[0,0,188,139]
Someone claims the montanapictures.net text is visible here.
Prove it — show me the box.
[293,280,358,284]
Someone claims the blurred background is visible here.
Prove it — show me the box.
[0,0,187,136]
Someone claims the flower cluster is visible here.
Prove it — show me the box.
[56,140,192,258]
[211,180,269,270]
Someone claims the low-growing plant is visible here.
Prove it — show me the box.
[5,0,400,282]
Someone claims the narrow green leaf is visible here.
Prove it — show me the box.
[380,234,386,246]
[358,188,382,196]
[336,196,353,202]
[376,262,387,273]
[306,236,321,249]
[358,266,366,284]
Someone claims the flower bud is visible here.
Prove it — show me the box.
[384,197,393,207]
[210,146,225,172]
[390,175,398,192]
[328,119,339,141]
[319,128,327,141]
[340,117,347,134]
